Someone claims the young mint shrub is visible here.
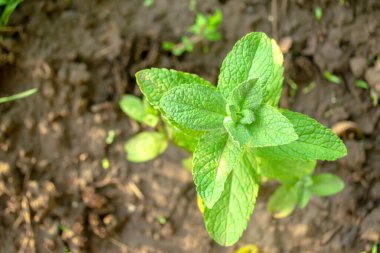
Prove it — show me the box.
[135,32,347,246]
[163,10,222,56]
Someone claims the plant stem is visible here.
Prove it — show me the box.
[0,88,38,104]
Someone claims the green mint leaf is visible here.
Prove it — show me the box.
[224,105,297,147]
[265,39,284,106]
[227,79,263,113]
[256,110,347,161]
[193,131,240,208]
[258,156,316,183]
[135,68,212,108]
[268,185,299,218]
[308,173,344,196]
[160,85,226,131]
[124,132,167,162]
[119,95,158,127]
[217,32,284,106]
[204,157,259,246]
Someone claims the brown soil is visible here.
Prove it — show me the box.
[1,0,380,252]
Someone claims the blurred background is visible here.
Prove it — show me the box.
[0,0,379,252]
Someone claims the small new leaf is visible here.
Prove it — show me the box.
[218,32,284,106]
[227,79,263,113]
[160,85,226,131]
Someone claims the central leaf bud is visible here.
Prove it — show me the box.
[239,109,256,125]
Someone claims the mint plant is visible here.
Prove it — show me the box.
[135,32,347,246]
[163,10,222,56]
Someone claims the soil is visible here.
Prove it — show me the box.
[0,0,380,252]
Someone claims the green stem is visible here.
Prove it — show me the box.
[0,88,38,104]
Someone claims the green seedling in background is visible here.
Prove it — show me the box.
[355,79,369,89]
[106,129,116,145]
[264,158,344,218]
[302,82,316,94]
[101,158,110,170]
[143,0,153,7]
[373,243,378,253]
[0,0,23,27]
[119,94,196,163]
[361,243,378,253]
[324,70,341,84]
[163,10,222,56]
[135,32,347,246]
[0,88,37,104]
[370,89,379,106]
[189,0,197,11]
[287,78,298,97]
[157,216,167,225]
[314,6,323,21]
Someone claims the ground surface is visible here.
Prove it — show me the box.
[0,0,380,252]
